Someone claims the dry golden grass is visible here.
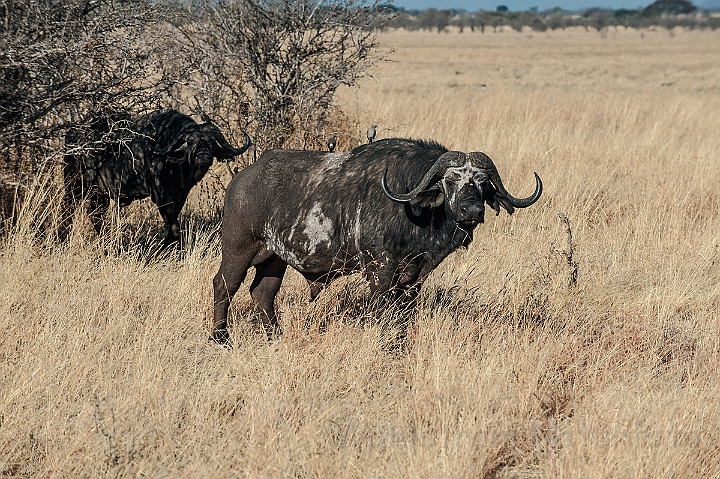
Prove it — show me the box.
[2,28,720,477]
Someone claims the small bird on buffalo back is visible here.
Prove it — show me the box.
[367,124,377,143]
[327,136,336,152]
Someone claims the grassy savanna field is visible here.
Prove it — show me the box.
[2,27,720,477]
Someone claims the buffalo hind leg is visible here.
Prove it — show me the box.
[87,189,110,236]
[249,255,287,337]
[212,256,254,344]
[60,159,83,242]
[60,164,110,241]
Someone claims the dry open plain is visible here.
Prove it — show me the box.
[2,27,720,477]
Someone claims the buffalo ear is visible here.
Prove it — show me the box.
[411,189,445,208]
[408,190,444,217]
[497,196,515,215]
[485,191,515,215]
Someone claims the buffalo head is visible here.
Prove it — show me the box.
[382,151,542,228]
[151,122,251,167]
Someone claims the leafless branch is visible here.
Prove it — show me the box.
[176,0,390,153]
[556,211,578,288]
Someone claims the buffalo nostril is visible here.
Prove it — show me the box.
[459,204,484,223]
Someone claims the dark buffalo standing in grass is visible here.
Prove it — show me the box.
[63,109,251,245]
[211,138,542,343]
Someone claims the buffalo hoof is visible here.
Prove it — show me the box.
[263,324,283,341]
[209,329,231,347]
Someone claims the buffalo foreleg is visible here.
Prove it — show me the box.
[155,200,181,246]
[249,255,287,337]
[365,259,399,301]
[366,258,424,309]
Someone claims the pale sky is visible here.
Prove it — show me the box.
[390,0,656,12]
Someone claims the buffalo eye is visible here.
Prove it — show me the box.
[472,177,489,190]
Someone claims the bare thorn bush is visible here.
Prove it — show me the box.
[0,0,191,234]
[175,0,390,153]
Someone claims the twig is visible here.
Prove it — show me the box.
[556,211,578,288]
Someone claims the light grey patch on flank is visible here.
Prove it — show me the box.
[287,220,298,243]
[303,203,333,255]
[287,225,296,243]
[264,224,303,269]
[353,203,362,254]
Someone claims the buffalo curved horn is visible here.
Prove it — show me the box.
[382,151,466,204]
[209,124,252,159]
[467,152,542,211]
[150,123,195,156]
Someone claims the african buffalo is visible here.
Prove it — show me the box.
[211,138,542,343]
[63,109,251,245]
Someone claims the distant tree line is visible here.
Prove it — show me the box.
[385,0,720,33]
